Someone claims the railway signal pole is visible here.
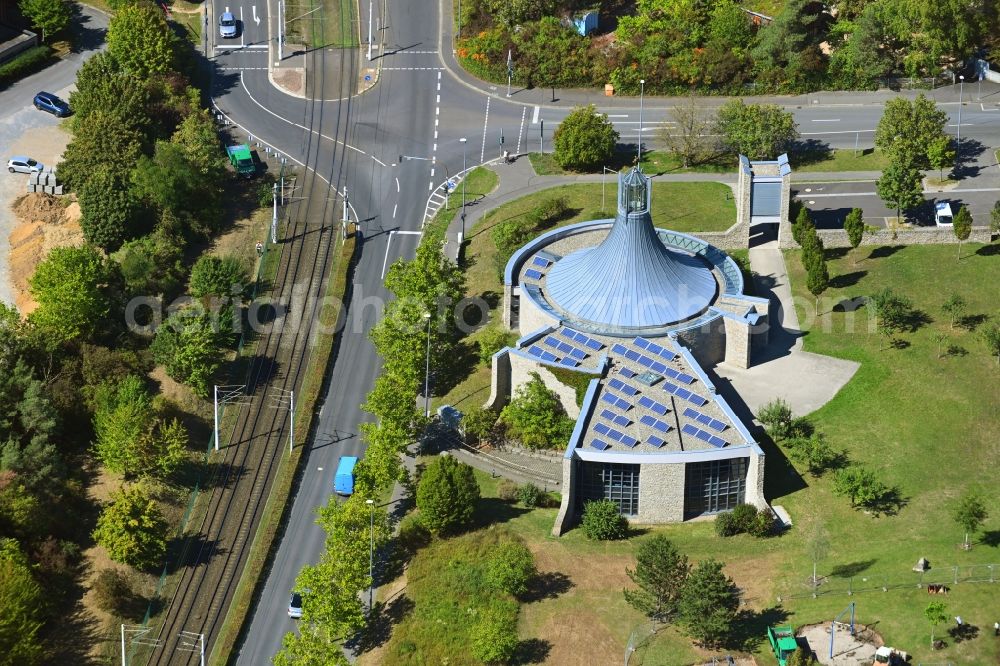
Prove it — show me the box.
[269,388,296,453]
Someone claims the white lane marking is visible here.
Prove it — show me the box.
[392,203,397,218]
[481,95,490,163]
[796,186,1000,199]
[428,181,433,191]
[516,106,526,155]
[436,94,440,104]
[433,143,437,152]
[435,107,439,115]
[252,5,259,25]
[379,67,445,71]
[607,114,629,118]
[531,105,540,124]
[434,130,438,139]
[811,119,841,122]
[381,231,396,279]
[395,177,400,193]
[430,168,435,177]
[372,154,386,166]
[801,129,875,136]
[239,7,244,48]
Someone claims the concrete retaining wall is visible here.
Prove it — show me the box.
[780,225,993,249]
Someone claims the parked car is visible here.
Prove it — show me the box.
[33,91,71,117]
[288,592,303,619]
[935,202,954,227]
[7,157,44,174]
[219,11,238,38]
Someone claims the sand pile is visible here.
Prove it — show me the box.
[8,194,84,315]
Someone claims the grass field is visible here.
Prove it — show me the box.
[285,0,358,48]
[393,243,1000,666]
[425,166,500,243]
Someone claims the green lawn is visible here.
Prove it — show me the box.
[794,148,891,173]
[425,166,500,243]
[413,244,1000,666]
[285,0,358,48]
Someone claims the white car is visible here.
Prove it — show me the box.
[288,592,302,619]
[219,12,238,38]
[934,202,953,227]
[7,157,44,174]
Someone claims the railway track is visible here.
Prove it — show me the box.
[139,35,360,666]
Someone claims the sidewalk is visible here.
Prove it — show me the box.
[436,1,1000,110]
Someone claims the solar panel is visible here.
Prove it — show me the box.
[676,387,692,401]
[524,269,543,280]
[637,355,653,368]
[590,439,610,451]
[584,338,603,351]
[708,418,728,432]
[683,407,699,420]
[594,423,610,435]
[638,396,668,415]
[614,397,632,411]
[600,409,617,421]
[681,424,699,436]
[650,361,667,374]
[677,373,695,385]
[657,348,678,361]
[619,367,636,378]
[653,420,670,433]
[649,402,667,415]
[709,435,727,448]
[633,337,650,349]
[647,342,663,355]
[532,256,550,267]
[620,435,638,447]
[527,345,543,357]
[543,336,560,348]
[559,328,575,340]
[569,348,588,360]
[625,350,641,361]
[559,357,579,367]
[607,428,624,441]
[695,429,713,443]
[663,381,679,395]
[609,378,625,392]
[601,394,617,407]
[612,343,628,355]
[647,435,666,448]
[664,367,680,380]
[541,351,558,362]
[688,393,708,407]
[612,414,631,428]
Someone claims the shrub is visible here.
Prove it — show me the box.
[581,499,628,540]
[415,454,481,534]
[397,515,431,554]
[477,326,513,366]
[496,479,519,502]
[189,254,249,298]
[749,508,776,538]
[91,568,134,614]
[731,503,758,533]
[485,541,536,596]
[517,482,542,507]
[536,196,569,227]
[553,105,619,172]
[714,511,740,537]
[470,604,520,664]
[0,46,52,84]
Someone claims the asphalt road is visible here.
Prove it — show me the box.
[195,1,1000,661]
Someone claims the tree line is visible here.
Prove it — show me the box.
[456,0,997,96]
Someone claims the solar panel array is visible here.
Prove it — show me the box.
[638,395,669,415]
[593,422,638,447]
[619,367,637,378]
[590,439,611,451]
[682,407,728,432]
[601,393,632,411]
[681,423,727,448]
[639,414,672,433]
[527,344,580,368]
[531,255,551,268]
[600,409,631,428]
[543,336,588,360]
[633,336,678,361]
[663,367,695,384]
[608,378,640,396]
[524,268,544,280]
[663,381,708,407]
[647,435,666,448]
[559,328,604,351]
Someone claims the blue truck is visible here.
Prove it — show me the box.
[334,456,358,496]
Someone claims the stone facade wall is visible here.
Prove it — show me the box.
[636,462,686,523]
[502,284,513,329]
[551,457,577,536]
[777,171,793,246]
[745,451,767,509]
[779,225,993,249]
[485,349,512,412]
[674,317,725,368]
[696,220,749,250]
[722,316,751,369]
[517,296,557,338]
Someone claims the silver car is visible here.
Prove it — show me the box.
[288,592,302,619]
[219,11,237,38]
[7,157,44,174]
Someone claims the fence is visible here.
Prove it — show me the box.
[624,621,659,666]
[777,564,999,601]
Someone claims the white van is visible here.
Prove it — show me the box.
[934,202,953,227]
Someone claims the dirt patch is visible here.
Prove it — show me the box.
[272,67,305,96]
[8,193,84,315]
[798,621,884,665]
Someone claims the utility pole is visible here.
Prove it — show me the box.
[177,632,205,666]
[342,186,350,238]
[277,0,283,61]
[367,0,373,61]
[539,119,544,154]
[268,388,296,453]
[214,385,248,451]
[460,137,468,240]
[271,182,278,244]
[637,78,645,164]
[957,75,965,159]
[423,312,432,418]
[506,49,513,98]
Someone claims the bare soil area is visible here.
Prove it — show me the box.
[8,193,83,314]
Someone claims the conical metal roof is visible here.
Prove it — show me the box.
[545,168,717,329]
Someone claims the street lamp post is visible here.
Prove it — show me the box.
[601,166,616,213]
[367,0,373,60]
[460,137,468,240]
[423,312,432,418]
[637,79,645,164]
[366,499,375,611]
[957,75,965,158]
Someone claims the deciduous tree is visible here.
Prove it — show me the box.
[273,625,350,666]
[18,0,70,42]
[92,484,168,569]
[485,540,536,596]
[876,157,923,223]
[0,538,44,663]
[93,375,152,477]
[941,294,965,330]
[150,310,225,397]
[715,99,799,160]
[982,322,1000,367]
[953,492,987,550]
[677,559,739,648]
[79,166,140,251]
[924,601,947,648]
[927,135,955,181]
[553,105,619,172]
[788,433,837,477]
[868,287,914,349]
[416,454,480,534]
[106,0,177,77]
[952,205,972,260]
[832,465,890,510]
[624,535,690,622]
[659,96,714,168]
[499,372,575,449]
[58,108,146,191]
[189,255,249,298]
[29,245,113,346]
[874,95,948,170]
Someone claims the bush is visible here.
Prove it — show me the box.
[415,454,481,535]
[470,604,520,664]
[189,254,249,298]
[477,326,513,366]
[749,508,776,538]
[91,568,134,614]
[485,541,536,596]
[496,479,519,502]
[553,105,619,172]
[731,503,758,533]
[581,499,628,540]
[0,46,52,84]
[714,511,740,537]
[397,515,431,554]
[517,482,542,507]
[536,196,569,227]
